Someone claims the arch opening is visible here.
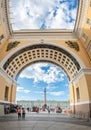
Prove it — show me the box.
[16,62,70,110]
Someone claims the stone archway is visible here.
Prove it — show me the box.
[0,0,91,118]
[1,43,83,81]
[0,43,91,117]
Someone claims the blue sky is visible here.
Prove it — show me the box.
[16,63,69,101]
[10,0,78,30]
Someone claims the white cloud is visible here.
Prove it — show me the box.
[19,63,65,84]
[10,0,77,30]
[49,2,77,29]
[46,85,56,90]
[16,95,32,101]
[17,86,31,93]
[48,91,64,96]
[34,91,43,94]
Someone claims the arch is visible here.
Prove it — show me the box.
[1,43,85,81]
[0,42,85,68]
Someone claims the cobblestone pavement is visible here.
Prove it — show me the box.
[0,112,91,130]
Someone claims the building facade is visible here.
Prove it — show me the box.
[0,0,91,117]
[17,100,70,110]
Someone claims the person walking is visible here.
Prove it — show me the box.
[22,108,26,119]
[17,107,21,119]
[47,106,50,114]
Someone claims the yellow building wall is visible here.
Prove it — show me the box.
[85,74,91,100]
[74,75,89,103]
[0,76,7,100]
[11,85,17,103]
[0,75,16,102]
[70,74,90,105]
[69,73,91,115]
[79,0,91,59]
[69,84,75,104]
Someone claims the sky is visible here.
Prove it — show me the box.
[10,0,78,30]
[16,63,69,101]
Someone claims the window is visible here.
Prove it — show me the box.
[76,87,80,102]
[82,33,88,42]
[4,86,9,101]
[87,18,91,27]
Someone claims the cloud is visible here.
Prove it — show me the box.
[10,0,78,30]
[48,91,65,96]
[19,63,65,84]
[34,91,43,94]
[16,95,32,101]
[17,86,31,93]
[46,85,56,90]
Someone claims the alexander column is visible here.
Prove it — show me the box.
[44,87,47,108]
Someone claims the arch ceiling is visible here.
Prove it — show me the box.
[2,44,81,81]
[0,0,88,39]
[9,0,78,31]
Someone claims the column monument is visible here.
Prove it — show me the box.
[44,87,47,108]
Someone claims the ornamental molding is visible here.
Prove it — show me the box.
[2,44,81,80]
[0,41,85,81]
[0,0,11,39]
[0,67,17,85]
[70,100,91,106]
[75,0,88,38]
[11,31,77,40]
[0,41,85,69]
[70,68,91,85]
[0,100,16,104]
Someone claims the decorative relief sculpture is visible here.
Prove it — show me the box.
[65,41,79,51]
[6,41,20,51]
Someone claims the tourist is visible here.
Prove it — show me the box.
[47,106,50,114]
[36,106,39,113]
[22,108,26,119]
[17,107,21,119]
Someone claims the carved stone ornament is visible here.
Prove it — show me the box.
[65,41,79,51]
[6,41,20,51]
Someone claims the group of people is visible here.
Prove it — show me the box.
[17,106,51,119]
[17,107,26,119]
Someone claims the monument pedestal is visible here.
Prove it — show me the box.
[42,104,47,111]
[44,104,47,108]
